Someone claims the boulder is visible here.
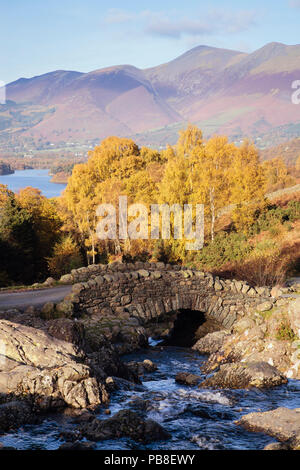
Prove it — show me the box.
[264,442,290,450]
[55,301,74,318]
[0,400,35,433]
[58,441,96,451]
[137,269,150,278]
[59,274,73,285]
[175,372,202,386]
[142,359,157,372]
[40,302,56,319]
[271,286,283,298]
[125,359,157,377]
[199,362,287,389]
[256,302,273,313]
[152,271,162,279]
[79,409,170,443]
[237,407,300,449]
[232,317,256,334]
[24,305,37,316]
[289,298,300,338]
[0,320,106,410]
[43,277,56,287]
[192,331,230,355]
[87,345,140,384]
[46,318,85,347]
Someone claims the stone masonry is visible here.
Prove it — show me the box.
[60,262,273,330]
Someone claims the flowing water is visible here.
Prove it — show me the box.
[1,342,300,450]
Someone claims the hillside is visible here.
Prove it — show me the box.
[2,42,300,150]
[261,137,300,165]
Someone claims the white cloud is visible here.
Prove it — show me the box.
[145,19,213,39]
[104,8,137,24]
[103,8,257,39]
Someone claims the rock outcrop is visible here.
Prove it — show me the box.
[79,409,170,443]
[199,362,287,389]
[289,298,300,339]
[237,407,300,450]
[0,320,107,410]
[0,400,36,433]
[192,331,230,355]
[175,372,202,386]
[194,296,300,380]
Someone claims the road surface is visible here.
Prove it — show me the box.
[0,285,72,311]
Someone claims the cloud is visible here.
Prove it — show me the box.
[147,11,256,38]
[290,0,300,7]
[104,8,137,24]
[145,19,213,39]
[103,8,257,39]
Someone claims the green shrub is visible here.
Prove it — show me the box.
[276,320,297,341]
[191,231,252,269]
[250,202,300,236]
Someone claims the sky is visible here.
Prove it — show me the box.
[1,0,300,84]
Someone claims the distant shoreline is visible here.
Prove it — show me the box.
[0,168,67,198]
[49,172,69,184]
[0,163,14,176]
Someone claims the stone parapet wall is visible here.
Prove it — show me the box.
[63,263,272,330]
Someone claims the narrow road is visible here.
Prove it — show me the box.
[0,285,72,311]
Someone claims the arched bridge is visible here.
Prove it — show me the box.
[63,262,272,331]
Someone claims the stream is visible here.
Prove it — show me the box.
[1,342,300,450]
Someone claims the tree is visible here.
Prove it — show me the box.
[47,235,83,277]
[62,136,161,261]
[192,135,237,241]
[0,184,14,207]
[177,124,203,158]
[231,141,266,233]
[0,194,37,284]
[262,157,295,192]
[17,187,62,276]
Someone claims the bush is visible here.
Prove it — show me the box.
[250,201,300,236]
[276,320,297,341]
[230,253,289,287]
[191,231,252,269]
[152,240,174,264]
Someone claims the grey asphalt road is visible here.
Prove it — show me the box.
[0,285,72,310]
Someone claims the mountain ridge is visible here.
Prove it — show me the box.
[2,42,300,148]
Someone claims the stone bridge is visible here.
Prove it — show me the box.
[62,262,272,334]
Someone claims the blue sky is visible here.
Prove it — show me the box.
[1,0,300,83]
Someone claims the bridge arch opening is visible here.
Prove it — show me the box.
[163,309,223,347]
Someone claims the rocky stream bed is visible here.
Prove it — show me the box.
[0,343,300,451]
[0,270,299,451]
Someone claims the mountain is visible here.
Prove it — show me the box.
[4,66,181,143]
[261,137,300,166]
[2,42,300,148]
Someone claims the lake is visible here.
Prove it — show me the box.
[0,169,67,198]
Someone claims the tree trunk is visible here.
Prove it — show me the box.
[210,187,215,242]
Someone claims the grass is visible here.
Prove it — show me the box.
[259,308,274,320]
[0,280,61,293]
